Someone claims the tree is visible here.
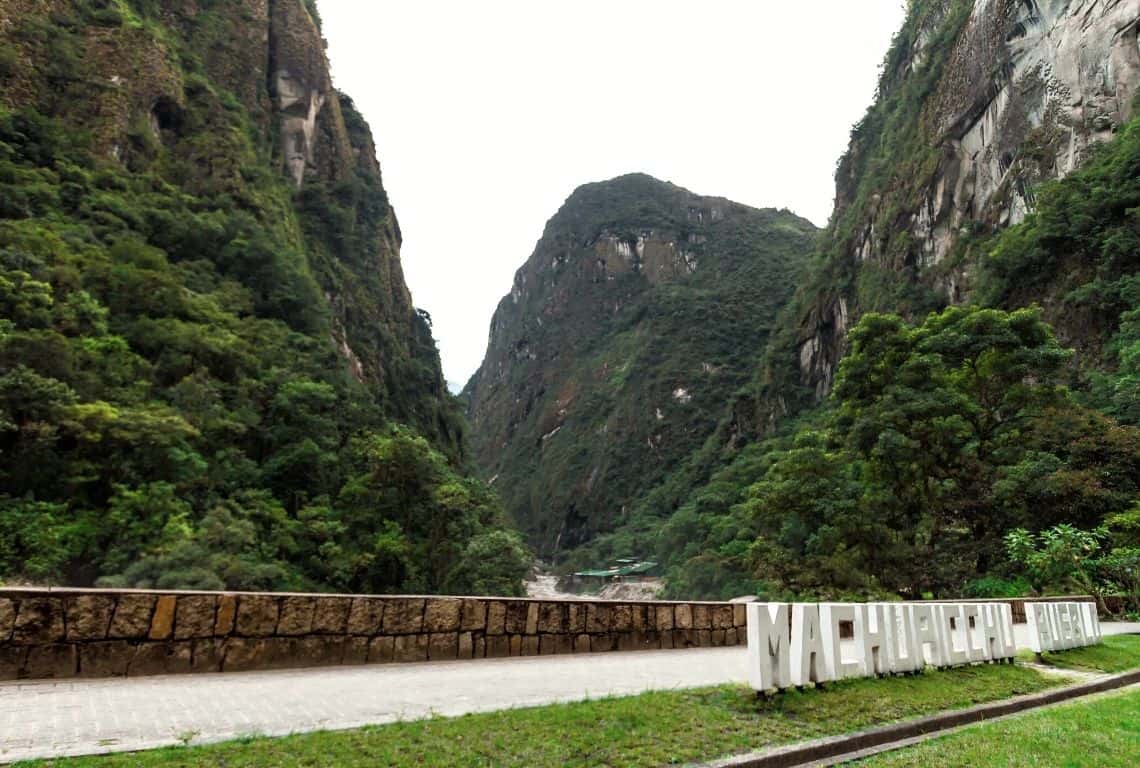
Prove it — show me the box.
[446,530,531,597]
[830,305,1072,593]
[0,497,73,584]
[1101,503,1140,613]
[1004,525,1105,603]
[741,430,873,597]
[333,427,530,595]
[1098,547,1140,614]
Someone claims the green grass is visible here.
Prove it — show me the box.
[856,687,1140,767]
[1018,634,1140,674]
[21,665,1063,768]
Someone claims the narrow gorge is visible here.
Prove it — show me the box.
[466,0,1140,600]
[0,0,526,595]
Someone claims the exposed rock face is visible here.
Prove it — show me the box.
[465,174,817,556]
[267,0,357,187]
[798,294,849,402]
[791,0,1140,409]
[270,1,331,186]
[593,232,700,282]
[0,0,459,454]
[909,0,1140,266]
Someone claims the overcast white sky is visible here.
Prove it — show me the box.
[320,1,907,389]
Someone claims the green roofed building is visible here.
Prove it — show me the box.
[572,560,659,585]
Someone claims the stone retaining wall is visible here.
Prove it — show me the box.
[0,589,1092,681]
[927,595,1086,624]
[0,588,748,680]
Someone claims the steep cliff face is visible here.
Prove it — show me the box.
[781,0,1140,416]
[465,175,817,556]
[0,0,507,592]
[913,0,1139,261]
[0,0,455,449]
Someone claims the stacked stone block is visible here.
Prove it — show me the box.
[0,590,749,680]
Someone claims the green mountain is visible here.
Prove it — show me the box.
[467,0,1140,600]
[639,0,1140,600]
[0,0,528,595]
[753,0,1140,425]
[463,174,818,558]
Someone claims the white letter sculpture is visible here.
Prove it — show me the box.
[745,603,791,692]
[747,601,1026,692]
[790,603,831,686]
[1025,601,1101,653]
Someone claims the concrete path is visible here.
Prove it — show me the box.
[0,646,748,763]
[3,623,1137,764]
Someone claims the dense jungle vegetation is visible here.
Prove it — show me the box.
[647,113,1140,602]
[543,0,1140,605]
[2,0,1137,607]
[0,0,529,595]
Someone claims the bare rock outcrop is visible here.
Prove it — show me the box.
[795,0,1140,405]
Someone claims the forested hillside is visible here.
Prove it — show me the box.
[4,0,1136,605]
[470,0,1140,601]
[0,0,529,595]
[463,175,817,557]
[640,0,1140,600]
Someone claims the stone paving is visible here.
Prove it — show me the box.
[0,646,749,763]
[3,623,1138,764]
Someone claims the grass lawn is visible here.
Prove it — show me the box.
[855,686,1140,767]
[1022,634,1140,674]
[21,665,1062,768]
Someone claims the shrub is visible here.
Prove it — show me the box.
[87,8,124,27]
[963,576,1032,599]
[0,44,18,81]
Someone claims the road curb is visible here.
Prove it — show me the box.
[700,668,1140,768]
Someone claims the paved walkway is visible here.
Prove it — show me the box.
[0,647,748,763]
[3,623,1138,764]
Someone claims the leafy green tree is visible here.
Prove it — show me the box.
[1092,296,1140,425]
[1098,548,1140,614]
[334,428,531,595]
[0,36,525,596]
[1101,504,1140,612]
[661,305,1136,601]
[0,498,74,584]
[446,530,531,597]
[832,305,1072,590]
[741,431,872,597]
[99,490,304,591]
[99,483,195,576]
[1005,512,1140,615]
[1004,525,1105,599]
[1107,503,1140,549]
